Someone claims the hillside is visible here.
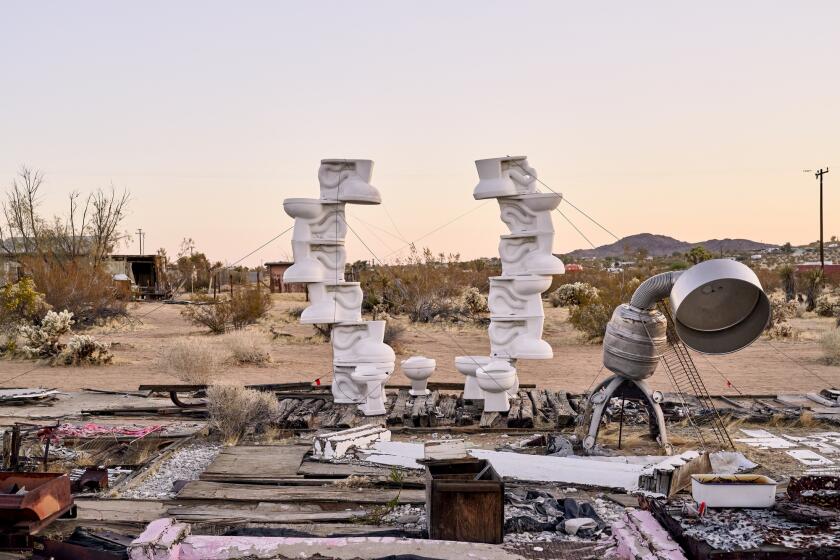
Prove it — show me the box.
[566,233,777,259]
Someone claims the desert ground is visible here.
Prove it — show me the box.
[1,293,837,395]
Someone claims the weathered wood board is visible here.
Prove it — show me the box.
[176,480,425,504]
[200,444,310,482]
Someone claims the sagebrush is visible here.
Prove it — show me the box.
[158,337,224,383]
[223,330,272,365]
[206,383,280,444]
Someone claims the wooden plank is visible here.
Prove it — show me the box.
[554,391,577,428]
[480,411,501,429]
[176,480,425,504]
[74,498,169,523]
[200,445,310,481]
[387,390,410,426]
[518,391,534,429]
[506,394,522,428]
[297,461,395,478]
[438,395,457,421]
[410,394,428,427]
[167,504,365,523]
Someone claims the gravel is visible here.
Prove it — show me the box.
[121,442,221,499]
[383,504,426,532]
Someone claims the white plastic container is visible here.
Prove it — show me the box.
[691,474,777,508]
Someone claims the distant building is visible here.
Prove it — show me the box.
[797,262,840,278]
[750,254,762,260]
[265,261,306,293]
[105,254,171,299]
[565,263,583,272]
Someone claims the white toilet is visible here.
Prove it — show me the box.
[331,365,363,404]
[401,356,436,396]
[455,355,492,400]
[476,360,518,412]
[351,364,392,416]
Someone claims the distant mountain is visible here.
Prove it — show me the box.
[566,233,778,259]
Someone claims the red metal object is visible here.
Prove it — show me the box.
[0,472,75,545]
[72,467,109,493]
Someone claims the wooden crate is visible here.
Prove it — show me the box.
[425,458,504,544]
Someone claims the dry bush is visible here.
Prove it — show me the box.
[206,383,280,444]
[383,320,407,352]
[548,282,599,308]
[286,306,306,320]
[819,330,840,365]
[22,258,127,326]
[568,274,638,341]
[230,286,272,329]
[181,297,231,334]
[223,330,271,365]
[360,246,498,324]
[57,334,113,365]
[815,295,840,318]
[158,337,224,383]
[182,287,272,334]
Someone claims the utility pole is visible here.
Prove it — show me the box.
[136,228,145,254]
[816,168,830,271]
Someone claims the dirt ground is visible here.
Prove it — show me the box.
[1,293,839,395]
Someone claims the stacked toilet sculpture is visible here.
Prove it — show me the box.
[456,156,565,412]
[282,159,395,416]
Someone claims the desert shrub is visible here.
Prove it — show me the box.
[360,246,499,323]
[57,334,113,365]
[549,282,599,307]
[21,258,127,326]
[764,293,798,339]
[18,310,75,358]
[286,306,306,320]
[819,330,840,365]
[815,296,840,318]
[182,287,272,334]
[223,330,271,365]
[181,297,232,334]
[230,286,272,329]
[383,320,406,351]
[158,337,224,383]
[567,275,634,341]
[206,383,280,444]
[766,322,795,340]
[800,269,823,312]
[0,277,49,328]
[778,265,796,301]
[460,287,488,315]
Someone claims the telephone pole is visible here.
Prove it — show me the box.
[136,228,145,254]
[816,168,829,271]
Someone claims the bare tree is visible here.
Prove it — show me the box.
[0,166,45,256]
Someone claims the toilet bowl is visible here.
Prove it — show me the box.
[498,193,561,234]
[284,240,325,283]
[473,156,537,200]
[331,365,363,404]
[401,356,436,396]
[476,360,518,412]
[319,159,381,204]
[351,364,392,416]
[283,197,326,220]
[455,355,492,400]
[301,283,363,324]
[499,234,565,276]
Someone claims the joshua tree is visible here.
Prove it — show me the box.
[801,268,823,312]
[778,265,796,302]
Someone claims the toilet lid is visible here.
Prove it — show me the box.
[401,356,435,369]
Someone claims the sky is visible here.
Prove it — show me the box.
[1,1,838,266]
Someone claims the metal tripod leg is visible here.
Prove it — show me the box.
[582,374,672,455]
[582,375,624,451]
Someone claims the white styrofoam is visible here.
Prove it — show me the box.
[690,474,777,508]
[312,425,391,459]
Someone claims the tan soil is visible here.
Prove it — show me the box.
[1,294,839,395]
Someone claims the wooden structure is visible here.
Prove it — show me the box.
[425,458,504,544]
[265,261,306,293]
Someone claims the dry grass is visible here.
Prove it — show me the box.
[158,337,225,384]
[819,329,840,365]
[206,383,280,445]
[222,330,272,365]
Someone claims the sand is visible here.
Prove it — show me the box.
[1,293,838,395]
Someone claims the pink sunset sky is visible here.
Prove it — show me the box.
[1,1,838,265]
